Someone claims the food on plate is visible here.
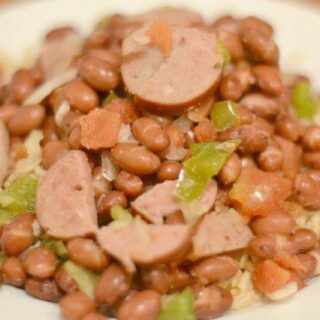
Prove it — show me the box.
[0,6,320,320]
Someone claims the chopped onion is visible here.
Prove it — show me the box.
[101,151,119,181]
[187,97,214,122]
[23,68,78,105]
[32,219,41,238]
[164,147,188,161]
[55,100,71,127]
[265,281,298,301]
[172,114,193,133]
[117,124,139,144]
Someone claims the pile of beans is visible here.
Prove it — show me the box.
[0,9,320,320]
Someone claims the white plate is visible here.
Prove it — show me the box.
[0,0,319,319]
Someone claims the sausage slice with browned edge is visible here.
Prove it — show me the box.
[96,218,192,272]
[0,121,9,186]
[132,180,217,224]
[191,208,253,260]
[121,23,223,113]
[36,150,97,239]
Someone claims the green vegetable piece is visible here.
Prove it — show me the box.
[63,260,99,299]
[216,40,231,66]
[111,205,132,222]
[103,90,118,106]
[177,140,240,202]
[41,237,68,260]
[157,288,196,320]
[0,175,38,223]
[184,140,240,178]
[211,100,240,132]
[177,170,210,203]
[95,14,111,28]
[292,81,319,119]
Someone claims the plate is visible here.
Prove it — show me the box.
[0,0,319,319]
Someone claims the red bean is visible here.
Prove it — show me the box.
[95,264,130,305]
[60,291,96,320]
[1,213,34,256]
[9,69,36,103]
[117,290,161,320]
[54,268,78,293]
[292,229,318,253]
[114,171,144,198]
[25,278,62,302]
[3,257,26,287]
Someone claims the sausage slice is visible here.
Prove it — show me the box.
[191,208,253,260]
[96,218,192,272]
[36,150,97,239]
[132,180,217,224]
[0,121,9,186]
[121,25,223,112]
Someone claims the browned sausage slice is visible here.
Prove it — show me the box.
[96,218,192,272]
[121,25,223,112]
[36,150,97,239]
[132,180,217,224]
[0,121,9,186]
[191,208,253,260]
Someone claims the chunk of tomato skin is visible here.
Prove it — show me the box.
[229,167,292,217]
[252,260,292,294]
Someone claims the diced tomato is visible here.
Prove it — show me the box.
[252,260,291,294]
[229,167,292,217]
[80,109,122,150]
[147,20,173,57]
[103,98,139,124]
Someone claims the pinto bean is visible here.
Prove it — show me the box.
[303,151,320,169]
[302,126,320,151]
[242,27,279,64]
[249,234,298,259]
[54,268,78,293]
[238,105,253,125]
[86,48,121,68]
[194,285,233,320]
[97,191,127,224]
[157,160,182,181]
[194,119,217,142]
[216,30,244,62]
[8,104,45,136]
[9,69,36,103]
[252,65,283,96]
[42,140,66,169]
[240,93,280,118]
[67,238,109,272]
[82,313,107,320]
[132,117,170,153]
[294,172,320,210]
[95,264,130,305]
[296,254,317,279]
[165,212,185,225]
[218,124,269,154]
[218,153,241,185]
[23,247,58,279]
[251,212,295,235]
[292,229,318,253]
[60,291,96,320]
[45,26,76,42]
[0,103,19,123]
[257,140,283,171]
[25,278,62,302]
[165,125,186,150]
[42,116,58,145]
[111,143,160,176]
[240,16,273,37]
[274,116,301,142]
[117,290,161,320]
[64,79,99,113]
[114,171,144,198]
[219,72,243,101]
[1,213,34,256]
[191,256,239,285]
[212,15,239,34]
[3,257,26,287]
[80,55,120,91]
